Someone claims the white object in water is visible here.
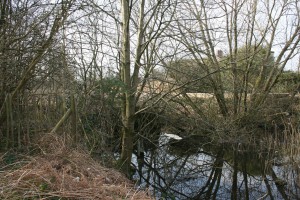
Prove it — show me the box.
[163,133,182,140]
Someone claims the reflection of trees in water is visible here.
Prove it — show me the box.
[133,139,300,200]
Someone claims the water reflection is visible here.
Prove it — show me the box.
[133,134,300,200]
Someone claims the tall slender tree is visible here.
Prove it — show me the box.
[118,0,176,175]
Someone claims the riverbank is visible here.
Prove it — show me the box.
[0,133,153,200]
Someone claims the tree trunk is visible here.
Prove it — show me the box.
[118,0,147,177]
[118,0,134,176]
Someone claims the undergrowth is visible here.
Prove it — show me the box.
[0,133,153,200]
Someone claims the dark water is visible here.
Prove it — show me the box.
[132,134,300,200]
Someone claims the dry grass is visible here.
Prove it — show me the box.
[0,133,153,200]
[279,122,300,164]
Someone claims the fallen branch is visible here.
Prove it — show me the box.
[50,108,72,133]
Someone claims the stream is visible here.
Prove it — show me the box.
[132,133,300,200]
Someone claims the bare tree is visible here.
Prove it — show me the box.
[169,0,300,122]
[0,0,75,148]
[118,0,176,175]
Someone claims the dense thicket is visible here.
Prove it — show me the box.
[0,0,299,178]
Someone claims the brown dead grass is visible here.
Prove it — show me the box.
[0,133,153,200]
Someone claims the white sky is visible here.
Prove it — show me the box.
[64,0,300,80]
